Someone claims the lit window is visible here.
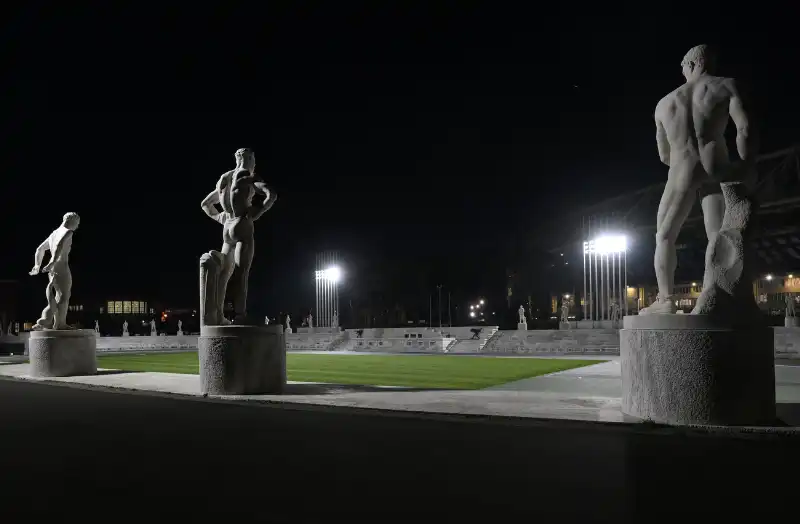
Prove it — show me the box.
[123,301,132,314]
[132,301,140,314]
[107,301,114,314]
[114,301,123,314]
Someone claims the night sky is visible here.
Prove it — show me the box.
[2,5,799,322]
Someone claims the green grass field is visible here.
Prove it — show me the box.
[96,353,601,389]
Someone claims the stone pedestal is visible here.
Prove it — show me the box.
[621,315,775,426]
[785,317,799,328]
[559,321,572,330]
[198,325,286,395]
[28,329,97,377]
[517,322,527,331]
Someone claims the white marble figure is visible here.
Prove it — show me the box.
[610,299,621,323]
[264,316,270,325]
[640,45,755,316]
[332,312,338,329]
[150,319,157,336]
[786,296,796,318]
[177,319,184,336]
[307,314,313,329]
[285,315,292,334]
[200,148,278,325]
[122,320,129,336]
[29,212,81,330]
[518,305,526,324]
[94,320,100,334]
[560,301,570,323]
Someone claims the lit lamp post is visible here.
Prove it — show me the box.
[583,234,628,324]
[314,264,342,328]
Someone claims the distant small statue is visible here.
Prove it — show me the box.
[264,316,270,325]
[285,315,292,334]
[307,313,314,329]
[177,319,184,336]
[29,212,81,330]
[560,301,570,323]
[94,320,100,335]
[610,299,621,323]
[786,295,796,318]
[122,320,129,336]
[150,319,157,336]
[332,311,339,329]
[518,305,526,324]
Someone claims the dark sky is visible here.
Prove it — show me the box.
[2,4,799,318]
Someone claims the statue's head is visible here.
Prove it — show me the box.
[681,44,714,81]
[62,212,80,231]
[234,148,256,172]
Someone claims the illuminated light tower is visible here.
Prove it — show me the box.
[583,234,628,323]
[314,251,342,328]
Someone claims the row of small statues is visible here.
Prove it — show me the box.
[264,312,339,332]
[92,319,183,336]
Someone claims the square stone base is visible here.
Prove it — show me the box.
[28,329,97,377]
[621,315,775,426]
[199,325,286,395]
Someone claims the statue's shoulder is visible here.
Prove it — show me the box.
[216,170,234,189]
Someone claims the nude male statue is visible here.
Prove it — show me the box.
[640,45,754,315]
[201,148,278,323]
[29,212,81,330]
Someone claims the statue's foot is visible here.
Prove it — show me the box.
[638,295,677,315]
[31,323,47,331]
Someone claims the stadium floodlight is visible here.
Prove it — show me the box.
[315,266,342,283]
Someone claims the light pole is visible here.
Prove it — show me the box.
[315,263,342,327]
[437,285,443,329]
[584,234,627,324]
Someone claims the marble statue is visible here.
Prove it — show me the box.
[199,148,278,326]
[307,314,313,329]
[94,320,100,333]
[122,320,129,336]
[786,296,796,318]
[264,316,270,325]
[560,301,570,323]
[285,314,292,334]
[518,305,526,324]
[610,299,621,323]
[332,312,338,329]
[150,319,157,336]
[177,319,184,336]
[29,212,81,330]
[640,45,758,320]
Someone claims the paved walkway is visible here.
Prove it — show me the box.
[2,358,798,427]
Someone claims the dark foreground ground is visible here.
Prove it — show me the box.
[0,378,797,522]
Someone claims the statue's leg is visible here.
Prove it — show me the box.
[653,169,697,300]
[232,239,255,322]
[34,274,57,329]
[53,270,72,329]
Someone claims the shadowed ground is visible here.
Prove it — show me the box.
[0,378,797,521]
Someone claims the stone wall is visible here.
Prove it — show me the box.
[483,329,621,355]
[773,327,800,359]
[96,335,198,352]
